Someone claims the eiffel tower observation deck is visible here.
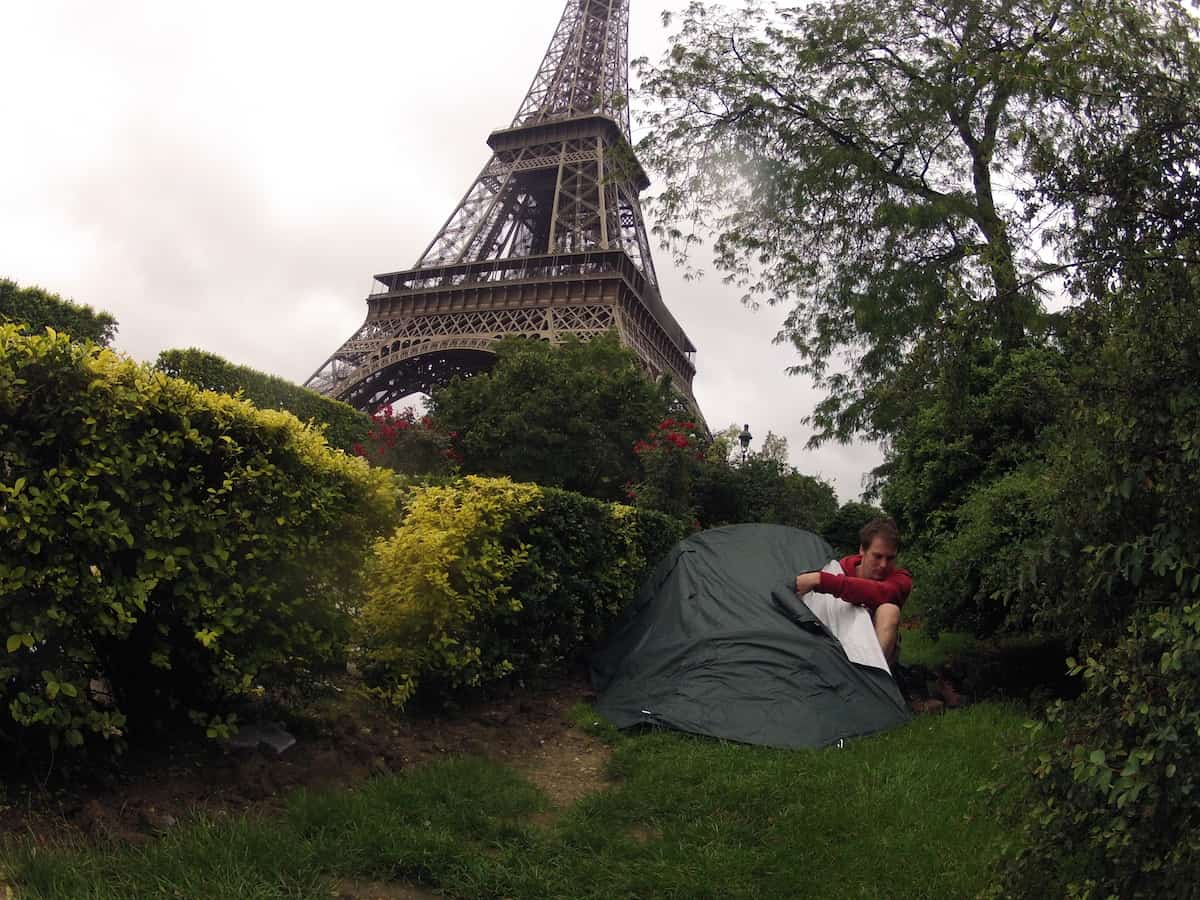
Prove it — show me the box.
[305,0,698,412]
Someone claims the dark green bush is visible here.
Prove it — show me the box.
[912,466,1052,638]
[0,279,117,346]
[0,327,397,756]
[990,252,1200,892]
[357,476,685,707]
[998,604,1200,898]
[155,348,371,453]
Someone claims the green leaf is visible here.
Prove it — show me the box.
[6,635,23,654]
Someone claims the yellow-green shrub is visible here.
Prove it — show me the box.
[358,476,684,707]
[0,326,397,756]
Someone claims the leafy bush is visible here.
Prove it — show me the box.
[631,417,705,519]
[998,604,1200,898]
[0,327,397,756]
[353,406,459,476]
[0,279,117,346]
[913,466,1052,638]
[357,476,684,707]
[155,348,371,453]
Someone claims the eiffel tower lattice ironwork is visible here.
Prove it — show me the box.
[305,0,698,412]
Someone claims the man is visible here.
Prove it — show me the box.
[794,518,912,667]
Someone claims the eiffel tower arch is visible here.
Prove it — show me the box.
[306,0,699,413]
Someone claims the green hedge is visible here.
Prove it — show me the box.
[0,326,397,755]
[357,476,686,707]
[155,348,371,453]
[0,279,117,346]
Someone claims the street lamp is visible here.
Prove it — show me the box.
[738,423,753,462]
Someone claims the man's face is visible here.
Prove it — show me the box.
[859,537,898,581]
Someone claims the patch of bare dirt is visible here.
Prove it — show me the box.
[514,727,612,824]
[0,675,598,847]
[331,878,444,899]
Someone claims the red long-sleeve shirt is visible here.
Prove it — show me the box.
[817,554,913,611]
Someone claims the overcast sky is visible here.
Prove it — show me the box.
[0,0,882,501]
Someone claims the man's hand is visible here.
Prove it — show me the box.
[795,571,822,595]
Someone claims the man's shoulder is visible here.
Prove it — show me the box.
[838,554,862,572]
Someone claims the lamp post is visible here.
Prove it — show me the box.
[738,424,753,463]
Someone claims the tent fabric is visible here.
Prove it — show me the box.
[591,524,911,749]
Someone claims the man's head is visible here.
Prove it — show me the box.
[858,518,901,581]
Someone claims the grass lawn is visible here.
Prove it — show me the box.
[2,701,1033,900]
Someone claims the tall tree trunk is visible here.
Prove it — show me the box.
[973,155,1025,350]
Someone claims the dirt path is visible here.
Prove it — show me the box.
[0,677,602,847]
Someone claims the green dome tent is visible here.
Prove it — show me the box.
[591,524,911,748]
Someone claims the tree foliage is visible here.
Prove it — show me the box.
[821,501,885,556]
[693,456,838,534]
[641,2,1200,893]
[427,333,674,501]
[155,348,371,454]
[0,279,117,346]
[637,0,1196,442]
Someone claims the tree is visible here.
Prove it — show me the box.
[427,333,674,501]
[708,423,744,466]
[692,454,837,533]
[637,0,1196,442]
[878,343,1069,541]
[822,502,885,556]
[757,430,788,465]
[986,28,1200,895]
[0,279,117,346]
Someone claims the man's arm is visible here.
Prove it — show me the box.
[816,569,913,610]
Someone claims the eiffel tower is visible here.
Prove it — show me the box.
[305,0,698,412]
